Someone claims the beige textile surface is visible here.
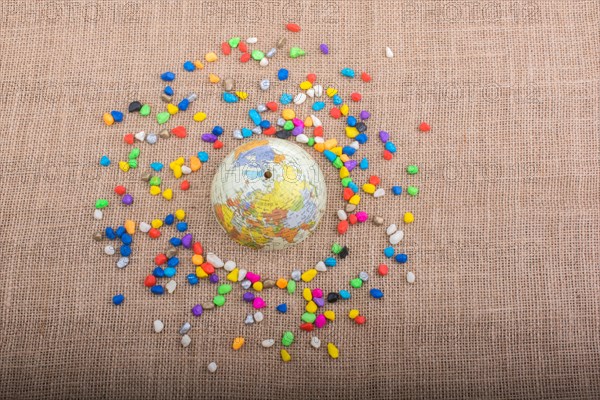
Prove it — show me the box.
[0,0,599,398]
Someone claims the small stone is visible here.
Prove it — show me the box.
[208,362,217,373]
[276,36,286,49]
[260,58,269,67]
[165,280,177,294]
[337,210,347,221]
[374,188,385,197]
[244,314,255,325]
[94,209,103,220]
[373,216,384,226]
[206,253,224,268]
[386,46,394,58]
[139,222,151,232]
[262,339,275,348]
[181,335,191,347]
[345,204,356,213]
[315,261,327,272]
[146,133,158,144]
[224,260,236,272]
[407,271,416,284]
[161,93,172,103]
[247,37,258,44]
[310,336,321,349]
[263,280,276,289]
[158,129,170,139]
[116,257,129,269]
[104,245,115,255]
[166,248,178,259]
[359,271,369,281]
[260,79,270,90]
[128,101,142,112]
[202,302,215,310]
[254,311,264,323]
[179,322,191,335]
[241,280,251,290]
[266,48,276,58]
[291,270,301,281]
[389,230,404,245]
[153,320,164,333]
[386,224,397,236]
[223,78,234,91]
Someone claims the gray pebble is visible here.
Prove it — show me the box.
[179,322,191,335]
[251,126,262,135]
[263,280,275,289]
[244,314,255,325]
[202,302,215,310]
[240,279,252,290]
[260,79,270,91]
[187,93,198,102]
[277,117,286,127]
[276,36,286,49]
[291,270,301,281]
[359,271,369,281]
[93,231,103,241]
[158,129,170,139]
[166,248,178,258]
[116,257,129,269]
[345,204,357,213]
[266,47,277,58]
[146,133,157,144]
[161,93,172,103]
[141,172,152,182]
[257,104,267,112]
[373,216,384,226]
[208,362,217,373]
[238,269,247,281]
[223,78,234,92]
[233,129,243,139]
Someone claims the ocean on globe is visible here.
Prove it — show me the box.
[211,138,327,250]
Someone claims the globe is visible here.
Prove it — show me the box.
[211,138,327,250]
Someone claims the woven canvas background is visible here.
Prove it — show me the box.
[0,0,599,398]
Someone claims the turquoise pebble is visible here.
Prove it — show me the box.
[323,150,337,163]
[164,267,176,278]
[183,61,195,71]
[324,257,336,267]
[332,94,342,106]
[197,152,209,162]
[348,182,359,193]
[359,158,369,169]
[241,128,253,138]
[312,101,325,111]
[392,186,402,195]
[384,247,394,258]
[150,162,163,171]
[223,92,238,103]
[385,141,397,153]
[99,155,110,167]
[248,109,261,125]
[339,290,351,300]
[280,93,293,105]
[341,68,355,78]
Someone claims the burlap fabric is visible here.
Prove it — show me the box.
[0,0,598,398]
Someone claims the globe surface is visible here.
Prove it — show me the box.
[211,138,327,250]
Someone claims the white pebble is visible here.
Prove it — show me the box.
[116,257,129,269]
[349,141,360,150]
[293,93,307,105]
[134,131,146,142]
[386,224,397,236]
[262,339,275,348]
[240,279,251,290]
[139,222,151,233]
[257,103,267,112]
[254,311,264,323]
[259,57,269,67]
[145,133,157,144]
[313,84,323,97]
[407,271,415,284]
[104,245,115,255]
[94,209,103,220]
[314,136,324,144]
[310,336,321,349]
[295,134,309,144]
[311,114,322,127]
[181,165,192,175]
[206,253,224,268]
[306,88,315,98]
[315,261,327,272]
[208,362,217,373]
[291,270,301,281]
[181,334,191,347]
[246,37,257,44]
[224,260,237,272]
[232,129,243,139]
[259,79,270,91]
[244,314,255,325]
[238,269,247,281]
[153,319,164,333]
[385,46,394,58]
[179,322,191,335]
[389,230,404,245]
[187,93,198,102]
[251,126,262,134]
[165,280,177,294]
[337,210,347,221]
[374,188,385,198]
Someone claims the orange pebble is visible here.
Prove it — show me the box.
[337,220,349,234]
[266,101,278,111]
[103,113,114,126]
[189,156,201,171]
[221,42,231,55]
[306,73,317,83]
[313,143,325,152]
[369,175,381,185]
[361,72,372,82]
[286,23,301,32]
[232,337,245,350]
[276,278,288,289]
[192,254,204,265]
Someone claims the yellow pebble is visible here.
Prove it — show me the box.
[190,156,201,172]
[299,80,312,90]
[124,220,135,235]
[302,288,313,301]
[103,113,114,126]
[301,269,318,282]
[195,266,208,278]
[175,209,185,221]
[349,194,361,205]
[235,91,248,100]
[281,109,295,120]
[227,268,239,282]
[324,138,337,150]
[339,167,350,179]
[340,104,349,116]
[193,60,204,69]
[149,186,161,196]
[404,212,414,224]
[340,154,350,163]
[331,146,343,156]
[305,301,318,314]
[119,161,130,172]
[326,87,338,97]
[304,116,313,127]
[276,278,288,289]
[173,157,185,166]
[252,281,263,291]
[362,183,376,194]
[232,337,245,350]
[209,73,220,83]
[166,103,179,115]
[280,349,291,362]
[151,219,163,229]
[327,343,339,359]
[323,310,336,321]
[205,52,218,62]
[172,166,182,179]
[193,111,207,122]
[162,188,173,200]
[192,254,204,265]
[345,126,359,138]
[348,309,360,319]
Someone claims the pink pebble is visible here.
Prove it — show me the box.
[292,118,304,127]
[252,297,266,309]
[356,211,368,222]
[245,272,261,284]
[314,314,327,328]
[312,288,323,298]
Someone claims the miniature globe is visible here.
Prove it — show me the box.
[211,138,327,250]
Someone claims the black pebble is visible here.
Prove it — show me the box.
[276,130,291,139]
[327,292,340,303]
[355,122,367,133]
[128,101,142,113]
[339,246,349,259]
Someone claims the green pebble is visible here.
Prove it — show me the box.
[95,199,108,209]
[156,111,170,124]
[341,177,352,187]
[407,186,419,196]
[287,279,296,294]
[251,50,265,60]
[213,295,226,307]
[307,137,315,146]
[331,243,343,254]
[228,37,240,48]
[281,331,294,347]
[289,47,306,58]
[128,159,138,169]
[148,176,161,186]
[139,104,151,116]
[217,284,232,295]
[128,148,140,160]
[301,312,316,323]
[332,158,343,169]
[283,120,294,130]
[350,278,363,288]
[407,165,419,175]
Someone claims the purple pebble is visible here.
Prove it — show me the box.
[314,297,325,307]
[243,292,255,303]
[181,234,193,248]
[345,160,358,172]
[359,110,370,120]
[201,133,218,143]
[192,304,203,316]
[122,194,133,205]
[292,126,304,136]
[209,274,219,284]
[379,130,389,143]
[319,43,329,54]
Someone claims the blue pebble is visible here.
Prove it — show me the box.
[212,126,224,136]
[384,141,397,153]
[120,233,132,245]
[347,116,357,127]
[277,68,289,81]
[359,158,369,170]
[392,186,402,195]
[164,214,175,225]
[164,85,174,96]
[150,162,163,171]
[99,155,110,167]
[259,120,271,129]
[312,101,326,111]
[395,253,408,264]
[178,98,189,111]
[115,226,126,238]
[355,133,368,144]
[276,303,288,313]
[348,182,359,193]
[339,290,351,300]
[152,267,165,278]
[110,110,123,122]
[160,71,175,81]
[280,93,293,105]
[332,94,343,106]
[187,273,199,285]
[248,109,261,125]
[169,237,182,247]
[341,67,355,78]
[370,288,384,299]
[342,146,356,156]
[105,227,116,240]
[167,257,179,268]
[324,257,337,267]
[183,60,195,72]
[241,128,253,138]
[120,245,131,257]
[323,150,337,163]
[112,294,125,305]
[223,92,238,103]
[176,222,188,232]
[151,285,164,295]
[163,267,176,278]
[384,247,394,258]
[197,152,209,163]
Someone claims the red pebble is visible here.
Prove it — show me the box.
[343,188,354,201]
[201,262,215,275]
[221,42,231,55]
[361,72,372,82]
[419,121,430,132]
[337,220,349,234]
[350,92,362,102]
[240,53,251,63]
[238,42,247,53]
[192,242,203,255]
[171,126,187,138]
[180,180,190,191]
[213,140,223,149]
[266,101,278,111]
[123,133,134,144]
[263,126,276,135]
[313,126,323,137]
[300,322,314,331]
[286,23,301,32]
[154,253,167,265]
[144,275,156,287]
[378,264,389,276]
[148,228,161,239]
[383,150,393,160]
[369,175,381,185]
[354,315,366,325]
[329,107,341,119]
[114,185,126,196]
[306,73,317,83]
[348,214,358,225]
